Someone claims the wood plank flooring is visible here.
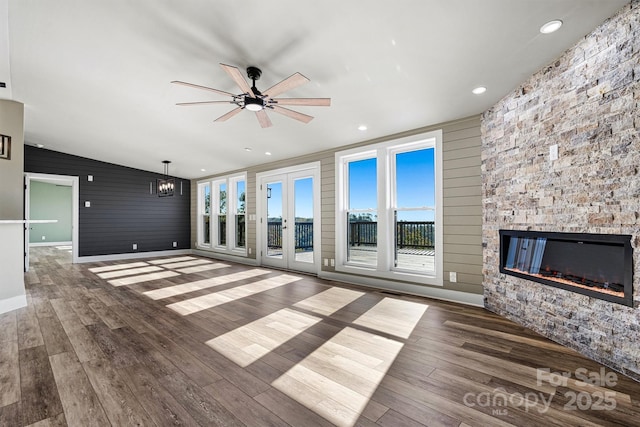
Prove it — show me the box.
[1,246,639,426]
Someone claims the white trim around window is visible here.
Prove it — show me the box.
[335,129,443,286]
[196,172,247,256]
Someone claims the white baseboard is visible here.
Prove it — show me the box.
[318,270,484,307]
[0,294,28,314]
[192,249,259,266]
[77,249,192,263]
[29,241,72,247]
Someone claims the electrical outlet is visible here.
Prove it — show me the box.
[132,243,137,250]
[324,258,328,266]
[41,236,46,240]
[550,144,558,161]
[449,271,457,283]
[330,259,335,267]
[172,241,177,248]
[84,201,91,208]
[88,175,93,182]
[248,248,252,255]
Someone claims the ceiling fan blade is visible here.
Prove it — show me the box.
[171,81,235,97]
[270,105,314,124]
[255,110,273,128]
[263,72,309,97]
[271,98,331,107]
[176,101,234,106]
[214,107,243,122]
[220,64,256,97]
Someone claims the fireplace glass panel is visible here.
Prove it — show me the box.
[499,230,632,306]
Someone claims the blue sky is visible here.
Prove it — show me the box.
[268,177,314,219]
[267,148,434,221]
[350,149,435,221]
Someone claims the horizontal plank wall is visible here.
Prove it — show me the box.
[192,115,482,301]
[25,146,190,257]
[442,117,483,294]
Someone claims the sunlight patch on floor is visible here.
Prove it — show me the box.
[148,256,196,265]
[176,263,229,275]
[293,287,365,316]
[206,308,321,367]
[153,259,213,269]
[167,274,302,316]
[272,327,404,427]
[108,271,180,287]
[143,269,271,300]
[89,262,149,273]
[97,266,163,279]
[353,297,428,339]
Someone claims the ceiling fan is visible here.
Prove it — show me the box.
[172,64,331,128]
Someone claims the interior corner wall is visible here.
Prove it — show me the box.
[482,2,640,380]
[24,146,191,257]
[0,100,27,313]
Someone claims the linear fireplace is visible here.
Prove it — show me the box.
[499,230,633,307]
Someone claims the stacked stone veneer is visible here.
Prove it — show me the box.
[482,1,640,381]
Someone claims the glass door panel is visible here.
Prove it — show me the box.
[293,177,314,264]
[259,165,319,274]
[266,181,284,260]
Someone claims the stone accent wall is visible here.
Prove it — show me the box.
[482,1,640,380]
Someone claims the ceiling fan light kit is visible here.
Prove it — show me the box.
[244,96,264,112]
[172,63,331,128]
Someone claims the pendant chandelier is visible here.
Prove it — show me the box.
[158,160,175,197]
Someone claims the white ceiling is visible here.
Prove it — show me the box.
[2,0,629,179]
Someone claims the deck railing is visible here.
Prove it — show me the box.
[267,221,435,250]
[267,221,314,250]
[349,221,435,248]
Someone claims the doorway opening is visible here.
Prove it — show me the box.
[24,173,79,271]
[256,163,321,274]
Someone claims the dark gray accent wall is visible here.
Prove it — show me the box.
[25,146,190,257]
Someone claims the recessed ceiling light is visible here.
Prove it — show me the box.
[35,144,44,148]
[358,125,368,131]
[540,20,562,34]
[244,147,252,152]
[200,168,206,172]
[265,151,272,156]
[472,86,487,95]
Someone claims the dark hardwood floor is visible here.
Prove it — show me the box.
[1,246,639,426]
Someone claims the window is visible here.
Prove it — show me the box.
[197,173,247,255]
[197,182,211,246]
[347,156,377,267]
[216,181,227,247]
[391,147,435,272]
[234,178,246,249]
[335,130,442,285]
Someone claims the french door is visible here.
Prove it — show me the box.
[258,164,320,274]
